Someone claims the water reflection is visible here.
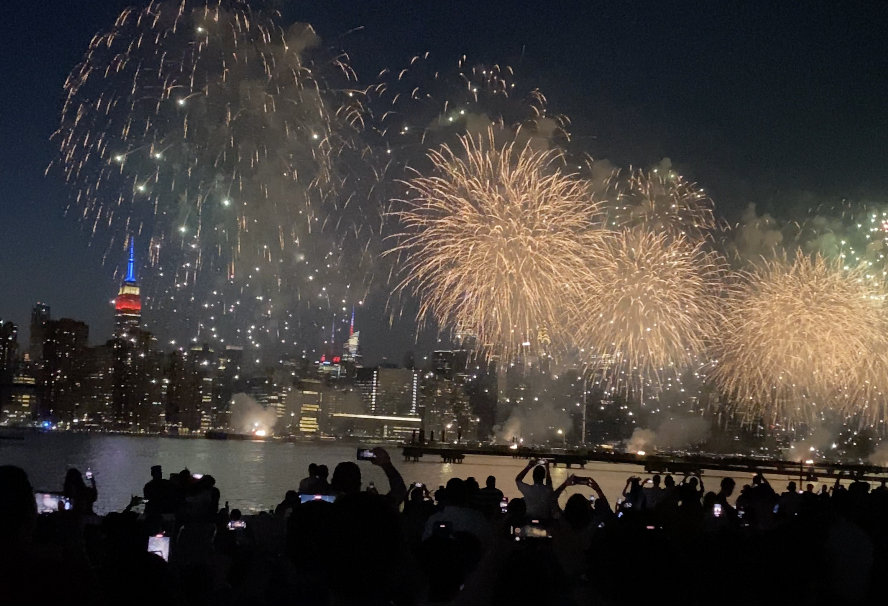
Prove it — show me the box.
[0,433,828,514]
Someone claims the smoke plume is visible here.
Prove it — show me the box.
[229,393,278,435]
[625,416,710,453]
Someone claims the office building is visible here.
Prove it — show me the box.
[29,303,50,361]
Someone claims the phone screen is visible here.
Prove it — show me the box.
[147,535,170,562]
[227,520,247,529]
[500,497,509,513]
[299,494,336,504]
[35,493,71,514]
[356,448,376,461]
[713,503,722,517]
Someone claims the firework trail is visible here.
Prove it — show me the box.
[51,0,368,353]
[712,250,888,426]
[608,168,715,241]
[575,228,725,392]
[388,129,603,354]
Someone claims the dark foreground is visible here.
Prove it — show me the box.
[0,449,883,606]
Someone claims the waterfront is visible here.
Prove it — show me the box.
[0,432,851,513]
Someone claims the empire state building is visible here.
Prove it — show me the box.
[115,241,141,336]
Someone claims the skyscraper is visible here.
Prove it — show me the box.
[40,318,89,423]
[29,303,50,361]
[0,321,18,414]
[114,240,141,336]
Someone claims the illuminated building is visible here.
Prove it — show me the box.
[0,321,16,373]
[351,366,421,440]
[114,240,141,336]
[0,321,19,416]
[109,329,163,431]
[1,365,37,426]
[39,318,89,423]
[29,304,50,362]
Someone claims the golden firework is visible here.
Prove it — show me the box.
[388,129,604,353]
[712,250,888,426]
[611,169,715,241]
[575,227,725,390]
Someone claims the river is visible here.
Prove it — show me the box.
[0,432,829,513]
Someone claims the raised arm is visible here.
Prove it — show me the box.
[371,447,407,508]
[553,475,574,500]
[544,459,553,489]
[588,478,610,511]
[516,460,535,487]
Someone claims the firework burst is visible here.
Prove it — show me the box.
[388,129,603,353]
[575,228,725,391]
[712,250,888,426]
[52,0,368,351]
[609,169,715,241]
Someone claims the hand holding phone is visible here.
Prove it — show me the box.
[147,535,170,561]
[356,448,376,461]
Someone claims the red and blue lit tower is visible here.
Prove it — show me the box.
[114,240,141,335]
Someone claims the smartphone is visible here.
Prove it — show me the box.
[356,448,376,461]
[85,470,93,480]
[228,520,247,529]
[516,524,550,540]
[147,535,170,562]
[192,473,204,480]
[500,497,509,514]
[773,504,779,514]
[433,521,452,537]
[299,494,336,504]
[414,482,424,488]
[35,493,72,514]
[713,503,722,517]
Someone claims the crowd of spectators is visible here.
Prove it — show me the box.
[1,451,886,605]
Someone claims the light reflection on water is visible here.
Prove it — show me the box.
[1,433,818,513]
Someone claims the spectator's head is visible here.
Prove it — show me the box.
[0,466,36,544]
[285,490,298,503]
[418,535,473,603]
[664,475,675,488]
[505,497,527,527]
[532,465,546,484]
[331,461,361,494]
[563,494,593,530]
[652,474,661,487]
[465,477,480,492]
[178,469,192,485]
[720,477,736,497]
[752,474,763,486]
[308,463,319,477]
[317,464,329,482]
[444,478,469,507]
[806,483,815,493]
[787,481,797,493]
[230,508,242,521]
[688,477,698,488]
[325,492,402,605]
[486,475,497,489]
[63,468,84,497]
[150,465,162,480]
[287,499,335,574]
[702,492,716,510]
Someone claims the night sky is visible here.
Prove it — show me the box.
[2,0,888,362]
